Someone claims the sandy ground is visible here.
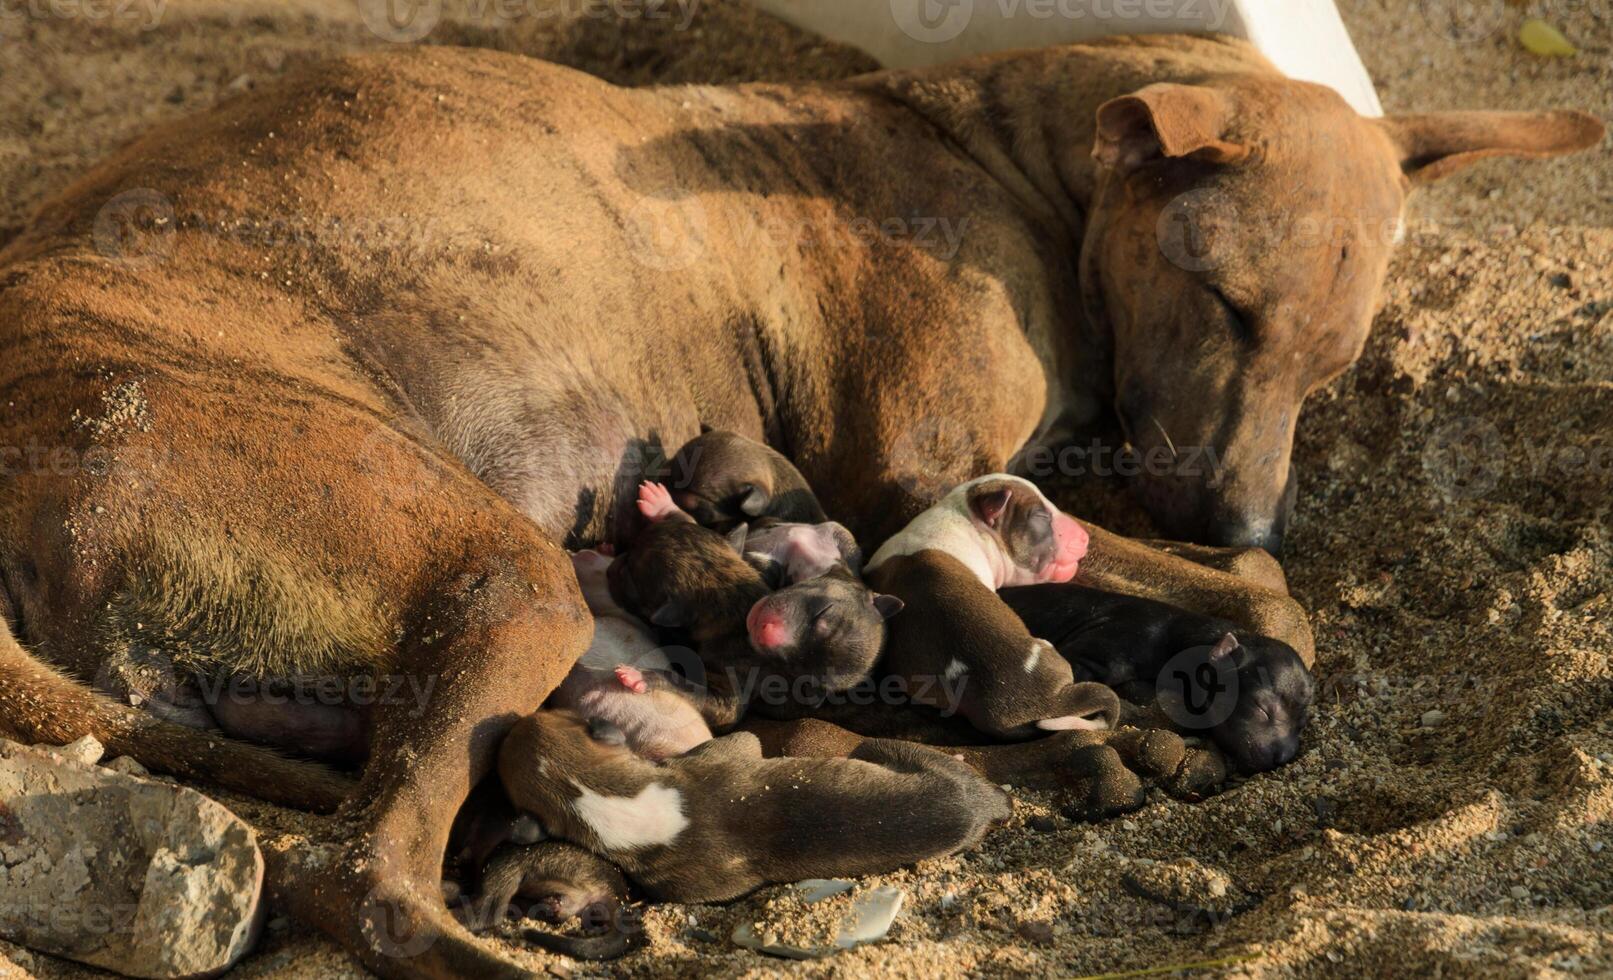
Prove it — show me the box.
[1,1,1609,977]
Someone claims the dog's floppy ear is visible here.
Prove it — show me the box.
[1377,110,1604,184]
[1094,83,1249,174]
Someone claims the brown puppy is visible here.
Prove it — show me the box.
[608,483,768,640]
[867,475,1118,738]
[668,429,827,529]
[615,483,901,716]
[472,841,642,961]
[499,710,1010,903]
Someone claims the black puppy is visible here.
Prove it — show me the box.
[1000,585,1315,773]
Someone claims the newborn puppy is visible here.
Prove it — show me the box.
[549,549,714,760]
[866,475,1118,738]
[741,566,904,699]
[608,483,770,642]
[668,428,828,528]
[621,484,902,712]
[742,518,862,585]
[1000,585,1315,772]
[499,709,1010,903]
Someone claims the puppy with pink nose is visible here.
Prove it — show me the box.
[866,475,1118,738]
[612,482,903,723]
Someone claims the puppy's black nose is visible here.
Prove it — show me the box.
[1236,733,1300,773]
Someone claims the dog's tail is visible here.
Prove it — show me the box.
[0,605,353,812]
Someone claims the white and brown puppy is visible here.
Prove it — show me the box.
[499,709,1010,903]
[548,549,714,761]
[866,475,1119,738]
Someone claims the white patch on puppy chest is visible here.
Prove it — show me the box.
[570,780,689,851]
[944,658,968,681]
[1024,641,1044,673]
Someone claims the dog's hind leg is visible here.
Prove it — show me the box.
[267,543,592,980]
[0,592,354,811]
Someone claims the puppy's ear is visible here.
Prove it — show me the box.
[738,484,770,517]
[828,522,863,573]
[725,524,750,554]
[873,594,905,620]
[1209,632,1240,663]
[969,486,1012,528]
[1093,83,1249,175]
[649,600,687,629]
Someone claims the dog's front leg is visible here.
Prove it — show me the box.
[1078,522,1315,665]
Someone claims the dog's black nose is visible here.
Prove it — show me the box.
[1205,515,1285,556]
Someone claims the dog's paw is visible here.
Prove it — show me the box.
[1059,743,1145,820]
[1106,727,1228,802]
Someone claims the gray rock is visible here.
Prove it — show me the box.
[44,735,105,767]
[0,737,264,978]
[103,756,150,777]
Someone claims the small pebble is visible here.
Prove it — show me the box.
[1510,886,1530,900]
[102,755,148,776]
[1028,815,1058,833]
[1420,710,1446,728]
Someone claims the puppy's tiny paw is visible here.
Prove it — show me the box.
[637,482,678,522]
[614,665,648,693]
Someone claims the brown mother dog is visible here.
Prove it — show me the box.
[0,34,1599,978]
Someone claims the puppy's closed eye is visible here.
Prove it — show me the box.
[586,717,627,746]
